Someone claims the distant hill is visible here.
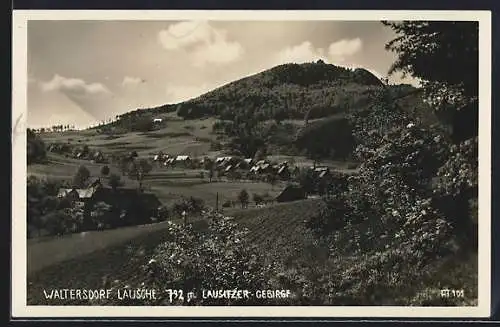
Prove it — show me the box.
[113,61,385,124]
[95,61,439,161]
[174,62,385,121]
[111,61,434,126]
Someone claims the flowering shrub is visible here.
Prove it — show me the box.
[303,86,477,304]
[433,137,478,197]
[143,215,283,305]
[172,196,205,217]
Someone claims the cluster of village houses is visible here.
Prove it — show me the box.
[47,141,334,187]
[151,152,333,182]
[47,142,107,163]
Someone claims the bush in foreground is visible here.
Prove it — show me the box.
[142,216,283,305]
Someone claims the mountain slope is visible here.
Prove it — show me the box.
[175,62,384,121]
[95,61,436,160]
[114,61,387,124]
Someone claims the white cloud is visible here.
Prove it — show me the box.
[122,76,144,87]
[272,39,362,67]
[158,21,213,50]
[158,21,244,67]
[274,41,327,65]
[190,36,244,67]
[40,74,111,96]
[328,38,363,62]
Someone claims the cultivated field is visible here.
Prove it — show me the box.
[27,199,324,304]
[40,116,219,157]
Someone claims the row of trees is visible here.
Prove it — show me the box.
[27,129,47,165]
[30,125,76,133]
[112,153,153,190]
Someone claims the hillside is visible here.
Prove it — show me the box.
[113,61,426,125]
[175,62,384,120]
[92,61,435,161]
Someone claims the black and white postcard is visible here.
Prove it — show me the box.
[11,10,492,318]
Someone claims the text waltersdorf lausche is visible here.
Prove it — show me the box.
[42,288,293,302]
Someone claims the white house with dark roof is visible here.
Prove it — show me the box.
[176,155,191,161]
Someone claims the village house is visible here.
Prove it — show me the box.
[57,179,163,224]
[164,158,175,166]
[175,155,191,165]
[215,156,232,164]
[312,166,331,179]
[153,152,169,162]
[215,156,234,169]
[277,165,291,180]
[92,150,105,163]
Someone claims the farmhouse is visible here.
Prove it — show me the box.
[277,165,291,180]
[164,158,175,166]
[176,155,191,163]
[57,180,163,219]
[276,185,307,203]
[312,166,331,179]
[93,151,105,163]
[216,156,232,163]
[57,188,79,200]
[153,152,168,162]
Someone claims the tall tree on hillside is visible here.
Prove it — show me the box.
[108,173,123,192]
[100,165,110,176]
[382,21,478,141]
[72,165,91,188]
[128,158,153,190]
[208,164,214,183]
[119,156,131,176]
[27,128,46,165]
[237,189,249,209]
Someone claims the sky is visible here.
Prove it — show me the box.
[27,20,418,129]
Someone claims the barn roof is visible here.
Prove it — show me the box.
[255,160,268,166]
[75,188,99,199]
[57,188,75,198]
[216,156,232,163]
[278,166,289,175]
[319,170,329,178]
